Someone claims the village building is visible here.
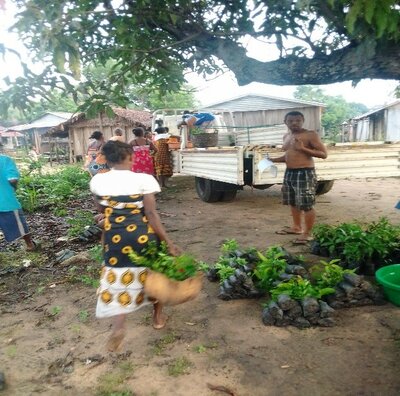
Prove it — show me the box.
[8,112,73,161]
[347,100,400,142]
[202,93,324,132]
[55,108,152,162]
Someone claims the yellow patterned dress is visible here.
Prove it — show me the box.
[90,170,161,318]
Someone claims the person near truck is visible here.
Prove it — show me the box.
[154,127,173,188]
[270,111,328,245]
[178,110,215,130]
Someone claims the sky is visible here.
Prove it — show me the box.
[187,70,399,110]
[1,3,399,112]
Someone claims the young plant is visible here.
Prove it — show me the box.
[270,277,334,301]
[310,259,355,289]
[253,246,287,291]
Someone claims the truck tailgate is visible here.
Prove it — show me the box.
[174,147,245,185]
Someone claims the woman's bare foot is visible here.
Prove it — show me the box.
[153,313,168,330]
[106,329,125,352]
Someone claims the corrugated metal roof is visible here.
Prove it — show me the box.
[352,100,400,120]
[202,93,325,112]
[7,112,74,131]
[0,130,23,137]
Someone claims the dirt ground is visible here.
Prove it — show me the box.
[1,176,400,396]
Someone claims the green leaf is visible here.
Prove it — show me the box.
[53,46,66,74]
[364,0,375,24]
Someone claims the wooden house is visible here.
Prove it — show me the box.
[201,93,324,133]
[10,112,73,156]
[57,108,152,161]
[348,100,400,142]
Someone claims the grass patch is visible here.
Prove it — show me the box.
[167,356,193,376]
[5,345,17,358]
[193,342,219,353]
[96,362,135,396]
[152,332,178,355]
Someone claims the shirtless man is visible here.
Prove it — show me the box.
[271,111,328,244]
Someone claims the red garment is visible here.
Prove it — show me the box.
[131,145,155,175]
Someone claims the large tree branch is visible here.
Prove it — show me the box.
[207,37,400,85]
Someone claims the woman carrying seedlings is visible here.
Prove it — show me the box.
[90,141,180,351]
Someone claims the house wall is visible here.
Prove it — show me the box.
[386,103,400,141]
[219,106,322,134]
[69,121,133,159]
[353,104,400,142]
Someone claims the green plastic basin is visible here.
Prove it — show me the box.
[375,264,400,307]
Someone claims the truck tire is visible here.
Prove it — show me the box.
[252,184,273,190]
[315,180,334,195]
[219,190,237,201]
[195,177,222,202]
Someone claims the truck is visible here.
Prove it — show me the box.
[153,110,400,203]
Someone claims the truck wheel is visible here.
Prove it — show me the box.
[316,180,334,195]
[219,190,237,202]
[252,184,273,190]
[195,177,222,202]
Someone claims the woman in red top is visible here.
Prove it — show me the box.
[129,127,157,175]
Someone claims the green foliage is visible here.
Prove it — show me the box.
[270,277,335,301]
[214,260,236,283]
[67,210,94,237]
[2,0,399,116]
[253,246,287,291]
[16,165,90,213]
[96,361,134,396]
[167,356,192,376]
[89,245,104,264]
[221,239,240,255]
[213,239,255,283]
[310,259,355,289]
[294,86,368,140]
[312,217,400,265]
[129,241,199,281]
[68,265,100,288]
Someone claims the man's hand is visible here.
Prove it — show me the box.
[293,137,305,151]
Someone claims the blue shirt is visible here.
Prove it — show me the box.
[0,155,22,211]
[193,113,215,125]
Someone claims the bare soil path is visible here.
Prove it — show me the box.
[1,176,400,396]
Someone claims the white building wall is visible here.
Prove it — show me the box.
[386,103,400,141]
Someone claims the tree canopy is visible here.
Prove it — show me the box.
[1,0,399,114]
[294,86,367,140]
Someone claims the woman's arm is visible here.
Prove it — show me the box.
[143,193,180,255]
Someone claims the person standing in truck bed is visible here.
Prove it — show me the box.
[271,111,327,245]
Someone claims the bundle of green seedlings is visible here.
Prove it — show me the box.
[129,241,206,281]
[262,258,382,328]
[208,240,307,300]
[311,217,400,274]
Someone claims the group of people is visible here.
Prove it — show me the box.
[0,110,328,352]
[84,126,173,188]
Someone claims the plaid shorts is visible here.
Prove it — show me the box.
[0,209,30,242]
[282,168,317,211]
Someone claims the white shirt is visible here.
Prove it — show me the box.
[90,169,160,196]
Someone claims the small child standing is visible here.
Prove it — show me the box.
[90,141,180,352]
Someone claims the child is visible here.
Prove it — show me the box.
[0,144,39,251]
[90,141,180,352]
